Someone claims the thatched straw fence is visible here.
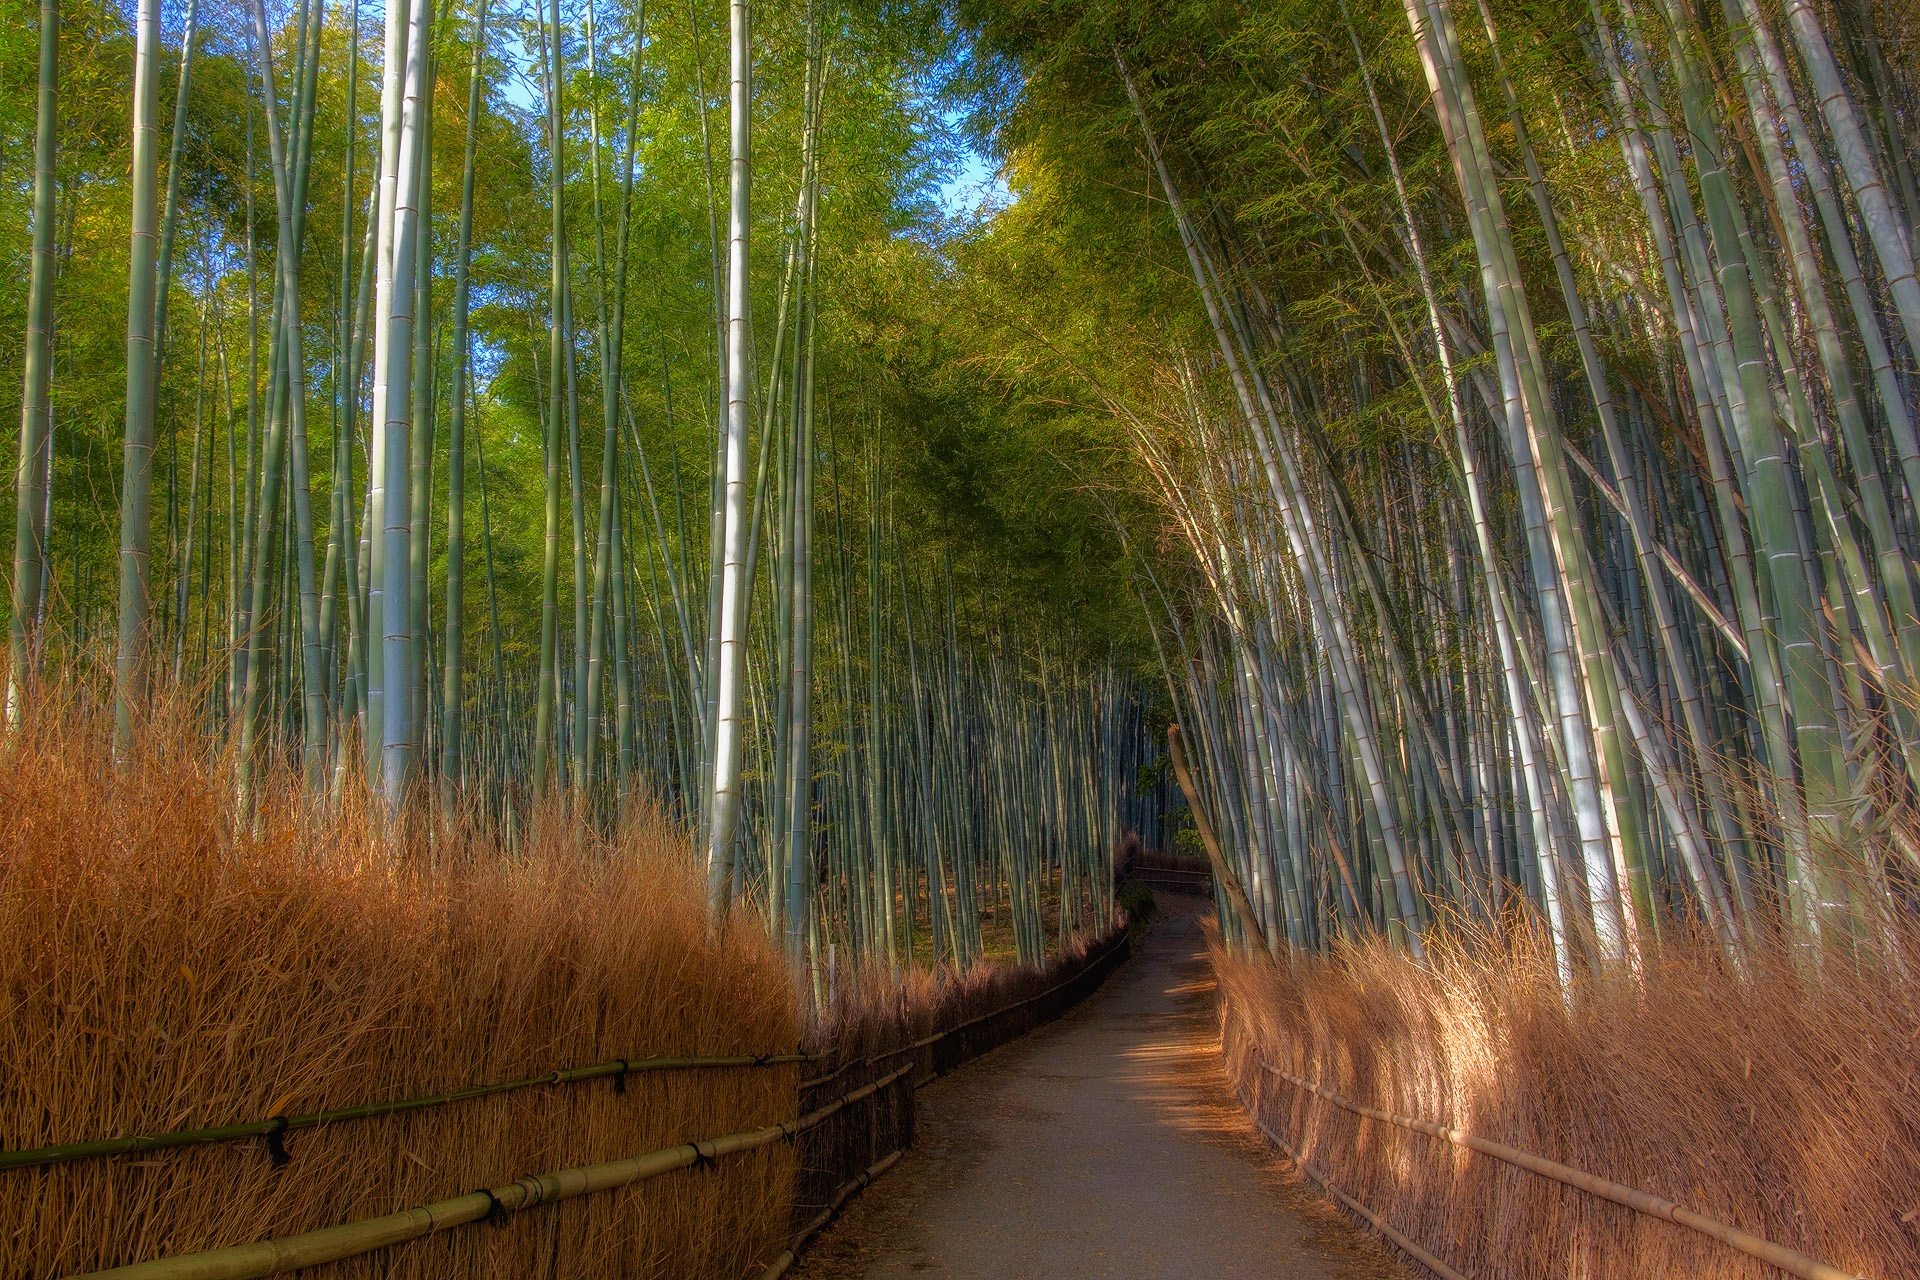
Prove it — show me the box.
[0,689,799,1279]
[1214,931,1918,1280]
[0,681,1132,1279]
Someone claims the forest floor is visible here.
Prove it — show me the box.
[789,894,1415,1279]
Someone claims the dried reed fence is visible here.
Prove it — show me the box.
[1,670,1134,1279]
[0,680,799,1279]
[1214,927,1920,1280]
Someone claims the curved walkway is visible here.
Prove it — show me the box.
[791,896,1413,1279]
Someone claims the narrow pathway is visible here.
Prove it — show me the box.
[791,896,1414,1279]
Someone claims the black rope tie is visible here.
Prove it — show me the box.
[689,1142,717,1173]
[613,1060,629,1095]
[482,1187,512,1228]
[263,1116,291,1168]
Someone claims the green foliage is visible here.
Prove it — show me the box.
[1117,876,1157,931]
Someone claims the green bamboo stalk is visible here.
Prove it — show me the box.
[374,0,432,808]
[364,0,412,789]
[1779,0,1920,366]
[6,0,57,730]
[1118,51,1425,954]
[408,57,435,783]
[582,0,645,799]
[319,0,360,731]
[115,0,165,757]
[706,0,753,918]
[532,0,566,798]
[439,0,487,800]
[1399,0,1636,953]
[1471,0,1739,939]
[150,0,198,417]
[172,304,209,683]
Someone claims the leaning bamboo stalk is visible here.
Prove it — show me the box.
[1117,50,1425,954]
[319,0,360,723]
[581,0,645,798]
[706,0,754,916]
[1779,0,1920,367]
[172,307,209,682]
[1168,724,1267,951]
[234,0,327,803]
[683,0,725,832]
[1414,0,1640,955]
[1473,0,1742,933]
[565,222,589,796]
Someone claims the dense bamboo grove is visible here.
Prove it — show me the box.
[936,0,1920,975]
[0,0,1167,989]
[8,0,1918,1268]
[9,0,1920,991]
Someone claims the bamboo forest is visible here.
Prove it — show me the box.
[3,0,1918,1271]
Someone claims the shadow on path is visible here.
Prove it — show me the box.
[790,896,1415,1279]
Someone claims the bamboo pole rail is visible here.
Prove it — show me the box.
[758,1148,905,1280]
[769,925,1131,1271]
[1248,1048,1866,1280]
[1238,1092,1470,1280]
[0,1052,814,1173]
[16,931,1130,1178]
[72,1064,913,1280]
[49,925,1132,1280]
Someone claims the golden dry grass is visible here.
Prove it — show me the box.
[810,917,1125,1066]
[1214,924,1920,1279]
[0,677,799,1278]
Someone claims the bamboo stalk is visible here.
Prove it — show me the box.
[6,0,58,729]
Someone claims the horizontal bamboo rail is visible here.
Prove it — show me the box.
[1125,863,1210,880]
[758,1148,906,1280]
[1240,1096,1469,1280]
[1123,865,1214,898]
[1,1052,814,1173]
[72,1064,913,1280]
[22,929,1126,1179]
[766,925,1131,1275]
[48,925,1133,1280]
[1252,1051,1866,1280]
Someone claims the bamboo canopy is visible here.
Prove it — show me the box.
[4,0,1918,980]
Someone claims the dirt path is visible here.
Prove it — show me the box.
[790,896,1414,1280]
